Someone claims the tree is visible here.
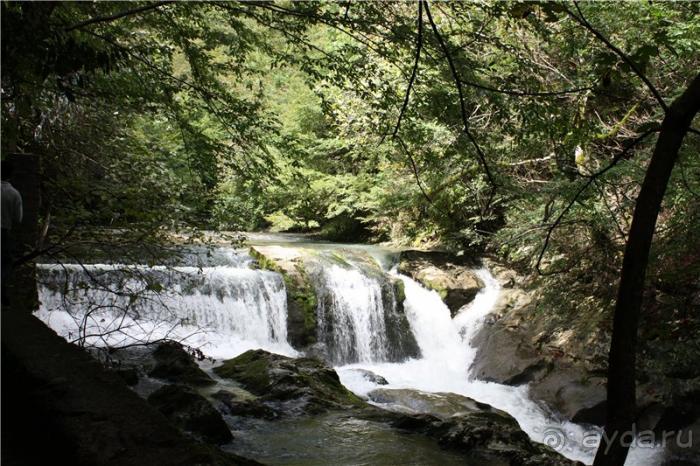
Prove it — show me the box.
[594,73,700,465]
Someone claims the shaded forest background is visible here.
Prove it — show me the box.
[2,2,699,463]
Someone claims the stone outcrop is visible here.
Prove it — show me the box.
[213,349,365,414]
[249,246,318,349]
[398,250,484,316]
[368,388,500,420]
[2,310,258,465]
[470,260,612,426]
[250,246,420,362]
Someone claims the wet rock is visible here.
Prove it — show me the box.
[212,390,278,420]
[147,385,233,444]
[470,318,545,385]
[148,341,215,387]
[391,411,575,465]
[654,387,700,435]
[380,278,421,361]
[368,388,501,420]
[213,349,365,414]
[571,400,607,426]
[398,250,484,316]
[470,304,610,426]
[350,369,388,385]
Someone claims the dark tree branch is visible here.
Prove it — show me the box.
[396,136,433,204]
[536,125,661,275]
[423,0,496,192]
[392,0,423,138]
[460,78,594,97]
[566,1,668,112]
[64,1,173,32]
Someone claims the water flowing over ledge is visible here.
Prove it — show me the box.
[35,241,664,465]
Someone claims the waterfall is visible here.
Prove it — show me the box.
[337,268,663,466]
[316,264,389,364]
[36,255,297,359]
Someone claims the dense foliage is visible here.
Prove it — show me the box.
[2,1,699,364]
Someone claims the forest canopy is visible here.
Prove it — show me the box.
[2,1,697,248]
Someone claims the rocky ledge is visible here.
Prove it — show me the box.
[398,250,484,317]
[369,388,576,465]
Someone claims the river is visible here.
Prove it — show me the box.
[34,233,664,465]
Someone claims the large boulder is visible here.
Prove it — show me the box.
[390,411,575,466]
[147,385,233,445]
[369,388,576,464]
[213,349,364,414]
[471,313,609,426]
[368,388,500,419]
[148,341,215,387]
[398,250,484,316]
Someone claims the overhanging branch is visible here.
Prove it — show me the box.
[423,0,496,193]
[392,0,423,138]
[65,1,173,32]
[566,1,668,112]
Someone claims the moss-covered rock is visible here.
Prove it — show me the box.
[394,278,406,305]
[250,247,318,349]
[213,349,365,414]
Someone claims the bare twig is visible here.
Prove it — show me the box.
[65,1,173,32]
[460,78,593,97]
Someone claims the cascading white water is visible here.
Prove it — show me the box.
[35,240,665,465]
[337,268,664,466]
[316,264,389,364]
[36,256,297,359]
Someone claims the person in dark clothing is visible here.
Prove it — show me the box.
[2,160,23,305]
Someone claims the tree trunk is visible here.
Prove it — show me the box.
[594,73,700,465]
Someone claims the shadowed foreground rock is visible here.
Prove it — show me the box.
[148,384,233,444]
[368,387,578,465]
[1,310,259,466]
[149,341,216,387]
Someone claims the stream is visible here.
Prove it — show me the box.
[35,233,664,465]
